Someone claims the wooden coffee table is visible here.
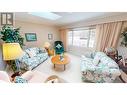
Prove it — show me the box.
[51,55,70,70]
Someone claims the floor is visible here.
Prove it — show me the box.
[33,53,122,83]
[33,53,82,83]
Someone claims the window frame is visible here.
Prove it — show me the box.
[67,28,95,48]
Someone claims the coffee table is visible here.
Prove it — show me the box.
[51,55,70,70]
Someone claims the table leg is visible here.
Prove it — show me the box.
[64,65,66,70]
[54,64,55,68]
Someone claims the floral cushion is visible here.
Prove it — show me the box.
[14,76,28,83]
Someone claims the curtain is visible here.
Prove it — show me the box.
[59,29,69,51]
[95,21,123,51]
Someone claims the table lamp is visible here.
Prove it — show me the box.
[2,43,24,72]
[44,42,51,49]
[44,42,51,56]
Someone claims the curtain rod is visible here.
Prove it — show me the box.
[60,25,95,31]
[60,21,125,31]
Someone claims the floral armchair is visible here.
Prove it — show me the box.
[81,52,121,83]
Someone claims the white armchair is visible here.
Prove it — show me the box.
[0,71,66,83]
[0,71,11,83]
[0,71,49,83]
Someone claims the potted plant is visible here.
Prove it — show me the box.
[0,25,24,72]
[0,25,24,48]
[121,27,127,47]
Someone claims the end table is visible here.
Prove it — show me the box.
[117,61,127,83]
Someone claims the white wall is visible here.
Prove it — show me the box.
[15,20,60,48]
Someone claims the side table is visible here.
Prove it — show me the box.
[117,61,127,83]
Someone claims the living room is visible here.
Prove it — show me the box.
[0,12,127,83]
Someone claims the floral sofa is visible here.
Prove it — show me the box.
[17,47,48,70]
[81,52,121,83]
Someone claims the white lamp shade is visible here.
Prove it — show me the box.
[44,42,51,48]
[2,43,24,60]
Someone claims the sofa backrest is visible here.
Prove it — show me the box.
[95,52,118,68]
[25,47,46,55]
[18,47,47,61]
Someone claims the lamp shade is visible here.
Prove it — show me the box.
[44,42,51,48]
[2,43,24,60]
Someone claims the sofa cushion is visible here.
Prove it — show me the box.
[38,48,46,53]
[81,55,93,62]
[27,50,36,58]
[93,55,100,66]
[21,71,33,80]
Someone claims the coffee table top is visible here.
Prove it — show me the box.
[51,55,70,65]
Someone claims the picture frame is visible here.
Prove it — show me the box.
[48,34,53,40]
[25,33,37,42]
[1,13,13,25]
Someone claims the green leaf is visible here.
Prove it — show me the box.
[0,25,24,48]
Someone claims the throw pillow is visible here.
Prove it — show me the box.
[14,76,28,83]
[26,50,36,58]
[39,48,46,53]
[93,54,100,65]
[56,44,62,49]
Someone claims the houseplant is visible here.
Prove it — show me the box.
[0,25,24,48]
[0,25,24,72]
[121,27,127,47]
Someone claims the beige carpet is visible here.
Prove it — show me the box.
[33,53,122,83]
[33,53,82,83]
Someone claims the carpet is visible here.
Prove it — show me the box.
[33,53,122,83]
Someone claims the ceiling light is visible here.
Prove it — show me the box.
[28,12,61,20]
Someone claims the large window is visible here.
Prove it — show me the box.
[67,28,95,48]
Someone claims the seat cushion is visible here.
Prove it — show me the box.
[26,50,36,58]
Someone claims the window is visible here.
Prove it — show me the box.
[67,28,95,48]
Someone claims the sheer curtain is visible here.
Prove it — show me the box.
[95,21,123,51]
[59,29,69,51]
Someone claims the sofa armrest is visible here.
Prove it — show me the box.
[21,71,33,81]
[109,68,121,77]
[81,61,96,72]
[0,71,11,82]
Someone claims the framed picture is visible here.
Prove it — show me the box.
[25,33,37,42]
[1,13,13,25]
[48,34,53,40]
